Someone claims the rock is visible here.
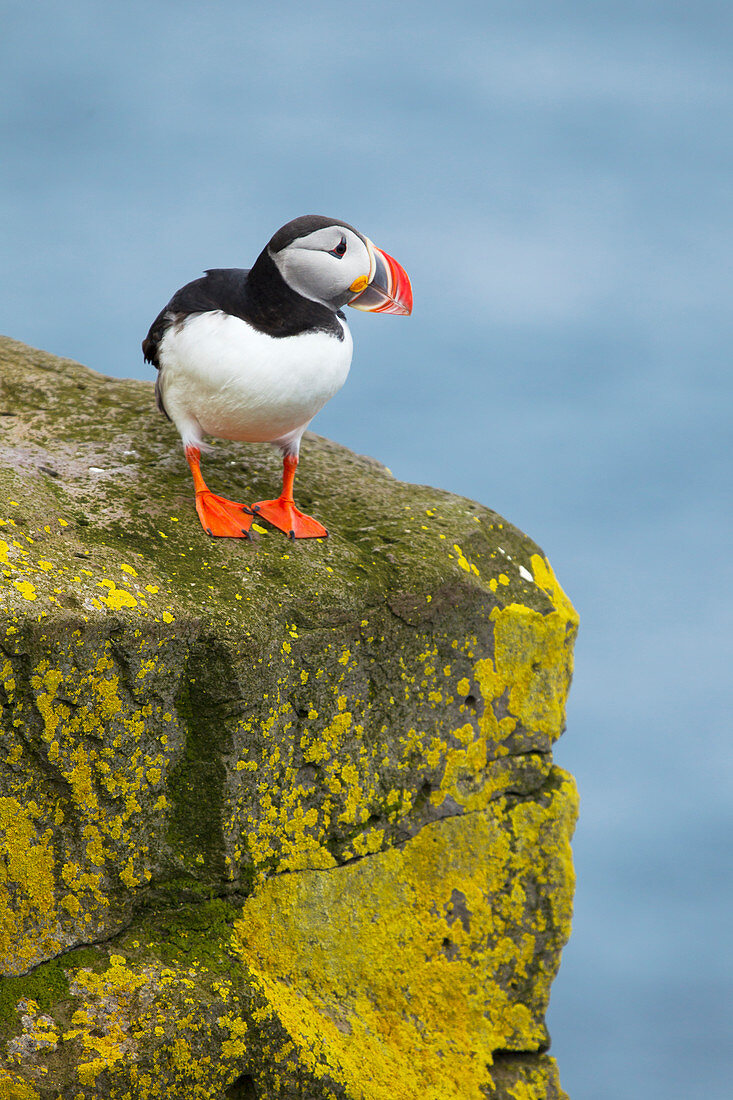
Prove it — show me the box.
[0,335,578,1099]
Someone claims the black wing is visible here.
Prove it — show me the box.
[142,268,251,369]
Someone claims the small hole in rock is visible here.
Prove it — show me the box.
[226,1073,258,1099]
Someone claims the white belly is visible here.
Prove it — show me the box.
[158,311,353,446]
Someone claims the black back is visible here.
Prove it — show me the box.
[142,248,344,370]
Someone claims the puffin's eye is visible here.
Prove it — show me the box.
[329,237,347,258]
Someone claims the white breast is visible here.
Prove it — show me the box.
[157,311,353,449]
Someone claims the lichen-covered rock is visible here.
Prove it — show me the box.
[0,335,577,1099]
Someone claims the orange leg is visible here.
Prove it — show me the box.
[185,446,253,538]
[250,454,327,539]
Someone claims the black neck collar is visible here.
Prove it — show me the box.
[245,248,344,338]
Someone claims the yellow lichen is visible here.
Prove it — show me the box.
[97,579,138,610]
[530,553,579,625]
[1,634,181,974]
[0,1068,41,1100]
[235,770,577,1100]
[12,579,37,601]
[0,797,60,972]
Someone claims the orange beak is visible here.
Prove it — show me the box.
[348,239,413,315]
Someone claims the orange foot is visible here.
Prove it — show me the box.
[195,490,254,538]
[250,498,327,539]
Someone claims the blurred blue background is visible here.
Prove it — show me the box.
[2,1,731,1095]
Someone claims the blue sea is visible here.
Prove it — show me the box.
[2,2,731,1095]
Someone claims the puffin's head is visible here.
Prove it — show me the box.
[267,215,412,316]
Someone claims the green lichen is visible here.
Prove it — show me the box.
[0,900,257,1098]
[166,667,229,881]
[0,960,69,1042]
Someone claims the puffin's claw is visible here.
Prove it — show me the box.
[250,499,327,539]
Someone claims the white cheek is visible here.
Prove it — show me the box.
[280,250,368,305]
[342,249,371,286]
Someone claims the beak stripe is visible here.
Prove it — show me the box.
[349,241,413,316]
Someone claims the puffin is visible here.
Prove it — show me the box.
[142,214,412,539]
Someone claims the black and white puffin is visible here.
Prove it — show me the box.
[142,214,412,539]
